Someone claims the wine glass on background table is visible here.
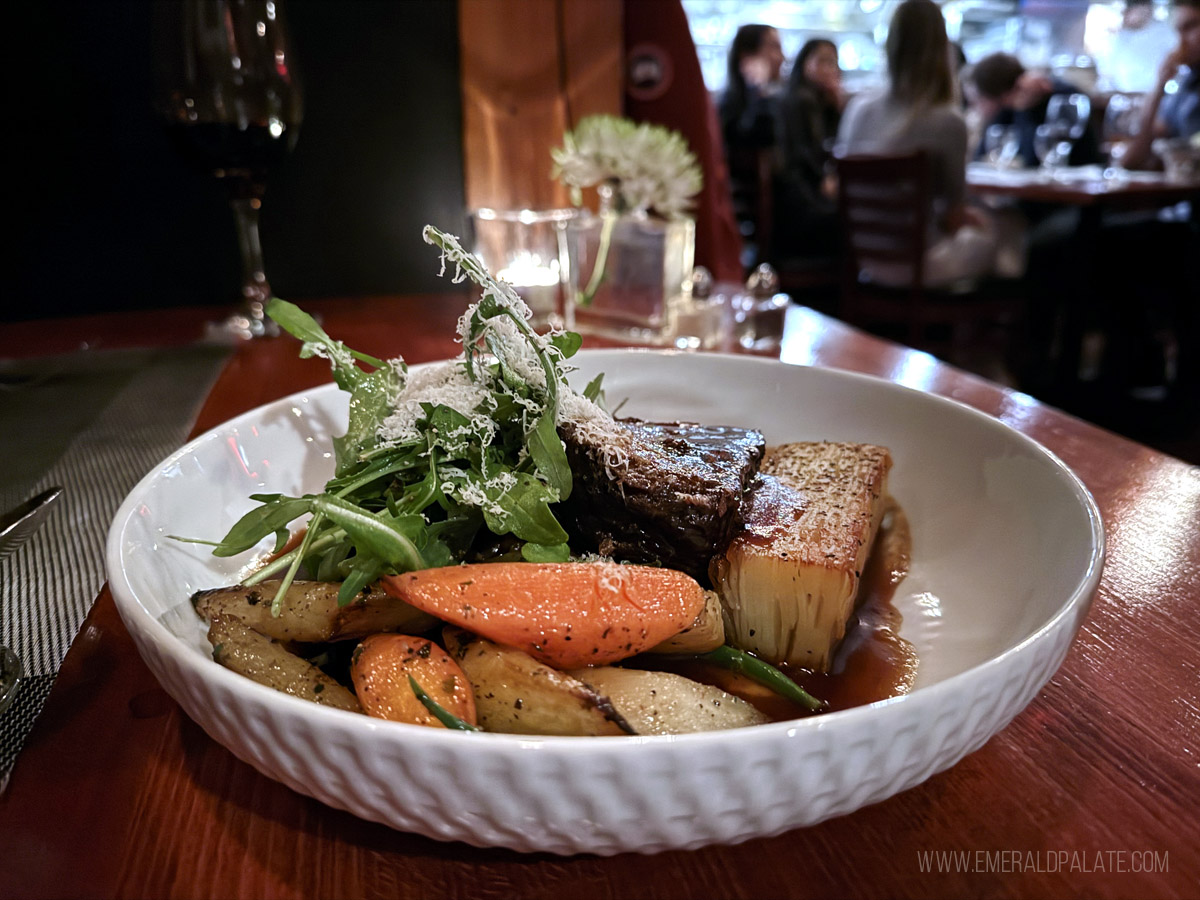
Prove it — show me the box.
[983,124,1020,169]
[1103,93,1144,169]
[155,0,303,340]
[1040,92,1091,171]
[1034,124,1067,174]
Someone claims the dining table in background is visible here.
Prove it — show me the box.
[965,164,1200,403]
[2,294,1198,899]
[965,164,1200,211]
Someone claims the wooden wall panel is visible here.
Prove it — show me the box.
[458,0,623,211]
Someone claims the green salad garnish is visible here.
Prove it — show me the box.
[209,226,592,616]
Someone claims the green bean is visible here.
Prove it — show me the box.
[698,645,825,712]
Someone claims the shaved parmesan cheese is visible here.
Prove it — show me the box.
[376,361,492,445]
[374,339,631,479]
[376,233,634,488]
[559,392,633,477]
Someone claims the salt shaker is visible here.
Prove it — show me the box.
[672,266,724,350]
[689,265,713,301]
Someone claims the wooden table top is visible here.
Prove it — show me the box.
[2,295,1198,899]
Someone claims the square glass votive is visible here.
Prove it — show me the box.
[468,208,577,330]
[560,211,696,344]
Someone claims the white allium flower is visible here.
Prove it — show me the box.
[551,115,702,219]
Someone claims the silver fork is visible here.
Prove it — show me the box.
[0,486,63,714]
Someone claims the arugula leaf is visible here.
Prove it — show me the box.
[583,373,606,404]
[212,495,311,558]
[270,509,326,615]
[526,410,572,499]
[418,535,455,569]
[521,541,570,563]
[481,472,569,546]
[427,513,484,561]
[484,331,530,398]
[338,553,384,607]
[309,495,425,572]
[241,526,347,587]
[424,227,563,408]
[423,403,477,452]
[332,363,402,474]
[329,452,423,499]
[393,467,440,517]
[548,331,582,360]
[266,298,402,475]
[266,298,387,372]
[314,538,353,583]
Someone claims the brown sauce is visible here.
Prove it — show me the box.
[651,500,917,720]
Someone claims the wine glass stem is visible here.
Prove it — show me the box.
[230,194,271,307]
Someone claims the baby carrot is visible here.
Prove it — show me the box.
[380,561,707,668]
[350,634,477,728]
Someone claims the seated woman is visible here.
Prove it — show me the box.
[772,38,845,262]
[835,0,996,288]
[717,24,785,253]
[718,24,784,155]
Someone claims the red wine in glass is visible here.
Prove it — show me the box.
[156,0,303,340]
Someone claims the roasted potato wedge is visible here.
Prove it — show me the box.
[443,627,633,735]
[207,614,362,712]
[566,666,768,735]
[193,580,438,643]
[648,589,725,654]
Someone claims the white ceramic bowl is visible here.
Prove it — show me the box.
[106,351,1104,855]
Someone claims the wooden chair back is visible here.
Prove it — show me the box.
[835,151,930,299]
[833,150,1021,356]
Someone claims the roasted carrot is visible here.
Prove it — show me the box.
[380,562,707,668]
[350,634,477,728]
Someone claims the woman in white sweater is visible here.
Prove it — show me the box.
[835,0,996,288]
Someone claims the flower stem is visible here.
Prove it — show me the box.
[579,210,615,308]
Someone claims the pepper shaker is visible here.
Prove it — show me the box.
[736,263,789,350]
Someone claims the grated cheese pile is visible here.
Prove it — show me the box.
[377,360,492,446]
[374,300,632,484]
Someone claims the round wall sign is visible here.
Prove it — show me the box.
[626,43,673,102]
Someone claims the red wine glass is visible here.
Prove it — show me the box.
[156,0,303,340]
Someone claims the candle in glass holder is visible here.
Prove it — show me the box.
[469,208,577,330]
[496,250,561,323]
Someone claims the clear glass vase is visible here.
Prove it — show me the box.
[560,187,696,344]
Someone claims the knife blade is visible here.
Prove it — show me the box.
[0,486,64,559]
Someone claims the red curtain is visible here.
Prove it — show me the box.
[622,0,744,283]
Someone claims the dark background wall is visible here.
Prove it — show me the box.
[7,0,465,322]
